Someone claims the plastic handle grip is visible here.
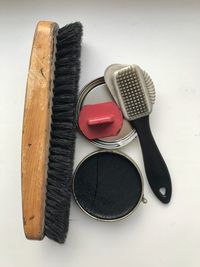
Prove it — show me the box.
[87,115,114,126]
[131,116,172,203]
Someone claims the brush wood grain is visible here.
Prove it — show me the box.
[22,21,58,240]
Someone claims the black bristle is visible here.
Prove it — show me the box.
[44,22,82,243]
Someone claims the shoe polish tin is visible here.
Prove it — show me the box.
[73,150,146,221]
[77,77,137,149]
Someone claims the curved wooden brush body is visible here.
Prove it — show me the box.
[22,21,58,240]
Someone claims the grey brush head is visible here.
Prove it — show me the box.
[113,65,155,121]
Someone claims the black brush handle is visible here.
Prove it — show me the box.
[131,116,172,204]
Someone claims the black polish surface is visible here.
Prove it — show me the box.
[73,152,142,220]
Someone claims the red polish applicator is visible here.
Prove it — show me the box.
[78,101,123,140]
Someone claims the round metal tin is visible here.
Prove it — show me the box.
[77,77,137,149]
[73,150,146,222]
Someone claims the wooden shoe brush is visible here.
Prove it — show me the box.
[21,21,82,243]
[105,64,172,204]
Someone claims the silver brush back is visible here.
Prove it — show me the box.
[113,65,155,121]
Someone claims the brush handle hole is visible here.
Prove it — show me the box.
[159,187,167,197]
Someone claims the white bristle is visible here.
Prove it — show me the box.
[113,65,155,121]
[142,70,156,104]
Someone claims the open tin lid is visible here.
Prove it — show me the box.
[77,77,137,149]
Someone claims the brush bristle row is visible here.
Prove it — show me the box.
[116,66,148,119]
[44,22,82,243]
[143,70,156,104]
[114,65,155,120]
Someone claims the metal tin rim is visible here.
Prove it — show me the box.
[76,77,137,149]
[72,149,146,222]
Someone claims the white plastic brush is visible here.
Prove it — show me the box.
[106,64,171,203]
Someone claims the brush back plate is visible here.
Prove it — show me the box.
[21,21,58,240]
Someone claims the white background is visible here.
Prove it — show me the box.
[0,0,200,266]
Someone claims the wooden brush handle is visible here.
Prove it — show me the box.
[21,21,58,240]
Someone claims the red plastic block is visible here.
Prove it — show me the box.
[78,101,123,140]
